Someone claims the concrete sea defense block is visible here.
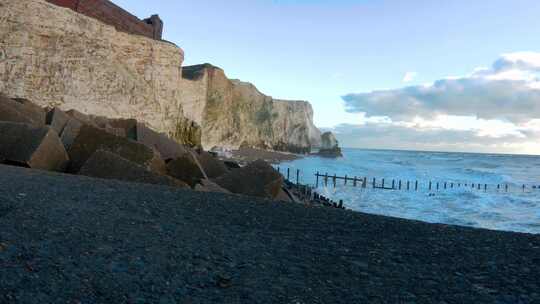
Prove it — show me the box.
[65,110,126,137]
[108,118,138,140]
[213,159,283,199]
[0,93,46,126]
[136,123,189,160]
[196,151,228,179]
[59,117,84,151]
[166,154,206,188]
[79,150,188,188]
[67,124,166,174]
[0,122,69,171]
[46,107,71,135]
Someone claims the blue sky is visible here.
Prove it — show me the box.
[114,0,540,154]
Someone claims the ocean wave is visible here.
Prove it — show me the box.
[286,148,540,234]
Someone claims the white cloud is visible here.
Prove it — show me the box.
[344,52,540,123]
[331,123,540,155]
[338,52,540,154]
[402,71,417,83]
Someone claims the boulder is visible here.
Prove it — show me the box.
[136,123,189,160]
[166,154,206,188]
[67,124,166,174]
[0,122,68,171]
[0,93,46,126]
[79,150,188,188]
[194,179,231,194]
[196,151,228,179]
[213,159,284,199]
[46,107,70,135]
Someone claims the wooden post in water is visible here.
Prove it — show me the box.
[484,184,487,192]
[436,182,439,191]
[451,182,454,189]
[316,172,319,188]
[296,169,300,185]
[287,168,290,181]
[415,180,418,191]
[353,176,357,187]
[277,167,280,174]
[505,184,508,192]
[382,178,385,188]
[373,178,376,188]
[344,175,348,186]
[523,184,526,192]
[477,184,481,190]
[363,177,367,188]
[392,180,395,189]
[399,180,402,190]
[333,174,337,188]
[444,182,447,189]
[325,173,328,187]
[407,181,410,191]
[429,181,432,191]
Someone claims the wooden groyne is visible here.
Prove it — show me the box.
[275,166,539,194]
[277,167,346,209]
[312,171,537,193]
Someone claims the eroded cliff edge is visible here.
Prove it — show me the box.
[0,0,321,152]
[181,64,321,153]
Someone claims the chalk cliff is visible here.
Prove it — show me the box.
[181,64,321,152]
[0,0,321,152]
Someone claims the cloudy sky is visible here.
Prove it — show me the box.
[115,0,540,154]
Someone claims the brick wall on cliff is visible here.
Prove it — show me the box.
[46,0,163,40]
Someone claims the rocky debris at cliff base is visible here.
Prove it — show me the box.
[79,150,188,188]
[0,121,69,171]
[0,94,308,204]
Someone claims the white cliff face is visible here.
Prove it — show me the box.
[0,0,198,144]
[272,99,321,152]
[182,64,321,153]
[0,0,321,152]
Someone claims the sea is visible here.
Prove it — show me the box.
[279,148,540,234]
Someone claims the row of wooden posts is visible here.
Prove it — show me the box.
[313,172,533,193]
[277,168,346,209]
[275,166,534,193]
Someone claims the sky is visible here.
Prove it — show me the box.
[114,0,540,154]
